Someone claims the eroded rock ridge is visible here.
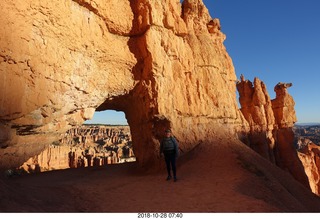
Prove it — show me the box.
[237,75,310,189]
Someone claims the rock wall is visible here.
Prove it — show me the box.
[237,75,310,189]
[0,0,245,169]
[0,0,137,168]
[236,76,275,161]
[297,140,320,196]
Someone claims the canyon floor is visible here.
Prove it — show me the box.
[1,136,320,213]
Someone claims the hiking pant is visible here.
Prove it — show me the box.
[164,152,176,177]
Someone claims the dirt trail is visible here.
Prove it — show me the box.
[1,137,320,212]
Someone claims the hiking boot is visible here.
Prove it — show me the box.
[166,176,172,181]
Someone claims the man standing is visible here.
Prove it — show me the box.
[160,129,179,182]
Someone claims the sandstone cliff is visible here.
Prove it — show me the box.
[297,139,320,195]
[0,0,244,169]
[237,76,310,189]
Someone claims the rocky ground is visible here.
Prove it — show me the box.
[1,137,320,213]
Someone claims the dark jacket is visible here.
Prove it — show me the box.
[160,137,179,157]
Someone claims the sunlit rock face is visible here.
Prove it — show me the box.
[297,140,320,196]
[236,76,276,161]
[0,0,245,169]
[237,76,310,189]
[272,82,310,189]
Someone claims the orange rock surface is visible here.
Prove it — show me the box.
[298,140,320,195]
[0,0,243,169]
[237,76,310,189]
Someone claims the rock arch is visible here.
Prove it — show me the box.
[0,0,244,169]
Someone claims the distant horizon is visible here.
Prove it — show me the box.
[295,122,320,126]
[84,110,320,127]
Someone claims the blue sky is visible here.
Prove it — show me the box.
[205,0,320,123]
[84,110,128,125]
[86,0,320,125]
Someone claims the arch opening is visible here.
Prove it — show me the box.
[17,110,136,174]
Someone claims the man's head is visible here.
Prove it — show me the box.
[165,129,172,137]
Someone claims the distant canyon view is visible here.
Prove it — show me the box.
[19,124,135,173]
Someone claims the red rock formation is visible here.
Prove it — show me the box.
[297,140,320,195]
[272,82,297,128]
[0,0,244,169]
[236,76,275,162]
[271,82,309,188]
[237,76,310,189]
[21,145,72,172]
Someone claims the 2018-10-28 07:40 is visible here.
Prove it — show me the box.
[137,213,183,218]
